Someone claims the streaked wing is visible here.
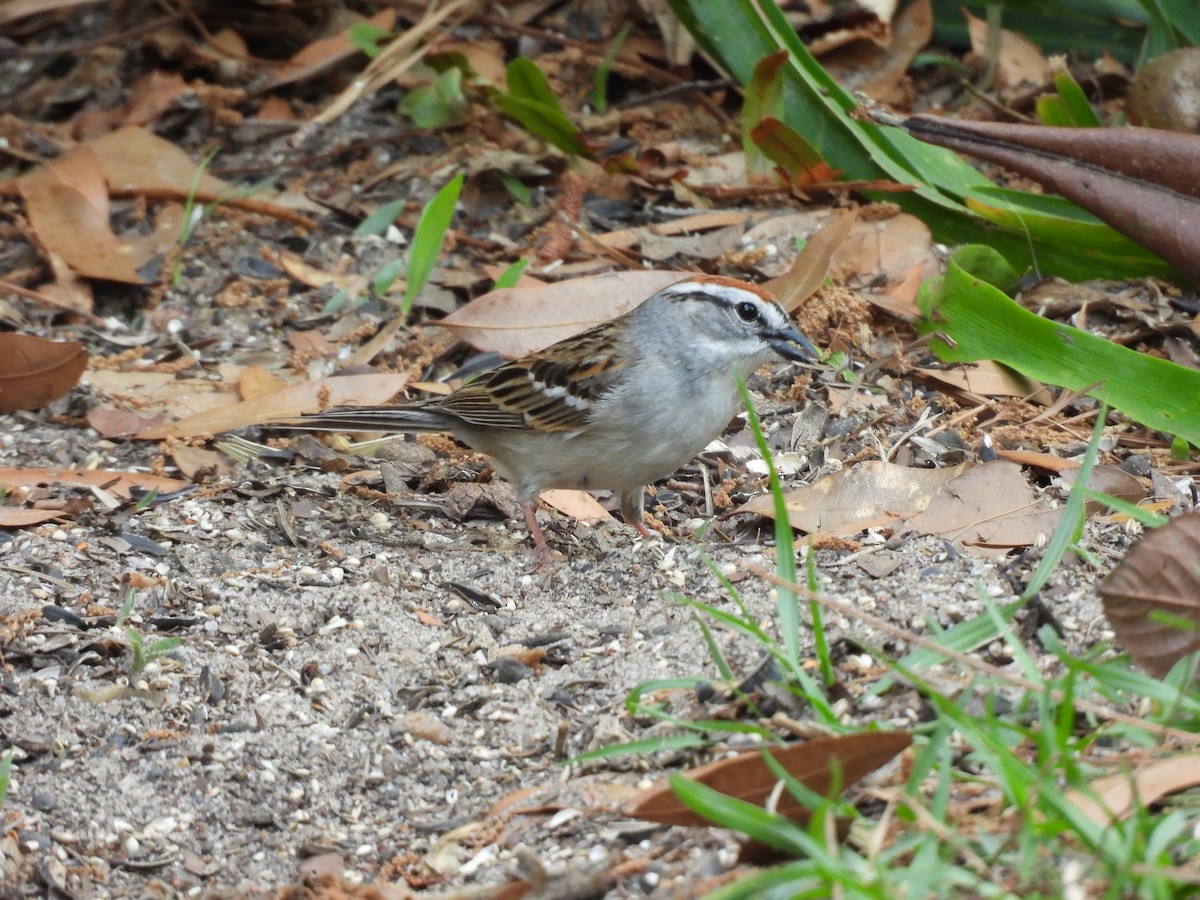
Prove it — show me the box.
[440,328,625,432]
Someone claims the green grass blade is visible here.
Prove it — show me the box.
[1023,405,1105,600]
[404,173,462,313]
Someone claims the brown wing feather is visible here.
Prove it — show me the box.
[439,327,626,432]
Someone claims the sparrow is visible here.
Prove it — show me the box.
[278,275,817,563]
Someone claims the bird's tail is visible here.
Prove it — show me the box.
[271,404,451,434]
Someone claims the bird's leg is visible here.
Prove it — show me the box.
[523,501,556,567]
[620,489,654,538]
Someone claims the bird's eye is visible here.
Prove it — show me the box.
[735,301,759,322]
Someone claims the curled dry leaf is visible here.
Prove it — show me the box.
[0,467,190,499]
[1064,754,1200,826]
[1098,513,1200,679]
[0,334,89,413]
[630,731,911,828]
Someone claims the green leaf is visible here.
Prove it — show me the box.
[592,23,631,113]
[493,258,530,289]
[505,57,567,114]
[347,22,391,59]
[404,173,462,312]
[492,94,592,158]
[917,245,1200,446]
[354,199,406,238]
[667,774,810,854]
[399,67,468,128]
[1052,68,1103,127]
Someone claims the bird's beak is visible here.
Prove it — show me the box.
[769,323,819,363]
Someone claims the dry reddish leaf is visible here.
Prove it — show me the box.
[907,461,1062,557]
[1099,513,1200,679]
[1064,754,1200,825]
[0,334,88,413]
[439,271,685,358]
[738,460,967,535]
[630,731,911,827]
[0,467,189,498]
[0,508,69,528]
[995,448,1080,473]
[86,407,165,439]
[18,146,148,284]
[138,373,410,439]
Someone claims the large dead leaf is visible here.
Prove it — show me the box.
[87,126,227,196]
[139,374,410,438]
[18,146,148,284]
[439,271,685,358]
[0,467,190,498]
[0,508,70,528]
[0,334,89,412]
[541,490,613,525]
[630,731,911,827]
[1098,513,1200,679]
[1065,754,1200,825]
[738,460,967,535]
[765,209,857,312]
[907,461,1062,557]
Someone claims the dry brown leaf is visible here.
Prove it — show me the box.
[1099,513,1200,679]
[171,445,236,481]
[0,334,89,413]
[916,361,1049,401]
[439,271,685,358]
[0,508,69,528]
[238,366,289,400]
[593,211,753,250]
[138,373,410,439]
[84,370,234,420]
[824,0,931,104]
[275,250,368,293]
[86,407,165,439]
[1064,754,1200,825]
[635,223,745,262]
[0,467,190,498]
[907,461,1062,557]
[995,448,1080,473]
[264,8,398,91]
[964,8,1051,90]
[541,490,613,524]
[87,126,228,196]
[738,460,967,535]
[1061,464,1148,514]
[18,146,148,284]
[630,731,911,828]
[765,209,857,312]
